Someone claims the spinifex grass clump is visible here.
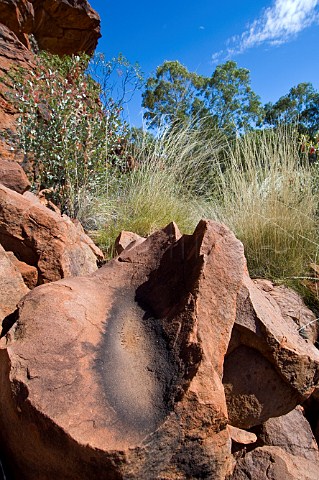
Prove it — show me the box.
[90,122,226,255]
[9,49,319,280]
[211,127,319,280]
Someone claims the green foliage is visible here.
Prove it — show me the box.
[142,62,319,141]
[205,61,264,135]
[264,82,319,139]
[82,123,319,284]
[142,60,206,128]
[94,170,202,256]
[9,51,142,216]
[142,60,263,135]
[7,49,319,286]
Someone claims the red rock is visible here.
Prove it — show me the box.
[223,274,319,429]
[0,220,246,479]
[0,158,30,193]
[0,184,103,283]
[32,0,101,55]
[0,0,34,47]
[23,189,61,212]
[258,406,319,462]
[0,243,28,323]
[230,406,319,479]
[6,251,38,289]
[0,0,100,55]
[70,216,105,262]
[230,446,319,480]
[255,279,318,343]
[114,230,145,255]
[228,425,257,445]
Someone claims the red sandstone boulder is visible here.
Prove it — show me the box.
[0,158,30,193]
[31,0,101,55]
[1,219,319,478]
[0,244,28,322]
[230,446,319,480]
[0,185,103,284]
[258,406,319,462]
[114,230,145,255]
[255,279,318,343]
[0,0,34,47]
[230,406,319,479]
[6,251,38,289]
[223,275,319,429]
[0,0,101,55]
[0,220,246,479]
[228,425,257,446]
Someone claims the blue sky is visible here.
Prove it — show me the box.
[89,0,319,126]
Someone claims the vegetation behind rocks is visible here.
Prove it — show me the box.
[8,51,319,285]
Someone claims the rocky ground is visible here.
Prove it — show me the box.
[1,1,319,479]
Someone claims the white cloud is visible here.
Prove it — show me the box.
[199,25,205,30]
[212,0,319,62]
[242,0,319,48]
[211,50,224,64]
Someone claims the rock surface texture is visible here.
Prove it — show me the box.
[230,445,319,480]
[0,185,102,284]
[0,0,101,54]
[257,406,319,462]
[255,278,319,344]
[230,407,319,480]
[223,274,319,429]
[0,158,30,193]
[0,0,34,47]
[0,220,318,479]
[0,220,245,479]
[0,243,29,322]
[5,251,38,289]
[31,0,101,55]
[114,230,145,255]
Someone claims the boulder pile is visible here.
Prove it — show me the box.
[0,214,319,479]
[0,0,319,478]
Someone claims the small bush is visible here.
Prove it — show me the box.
[8,51,142,217]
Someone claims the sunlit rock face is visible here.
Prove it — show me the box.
[0,0,101,54]
[0,219,319,479]
[223,274,319,429]
[0,185,103,286]
[0,220,245,479]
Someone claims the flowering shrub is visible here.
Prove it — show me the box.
[8,52,142,216]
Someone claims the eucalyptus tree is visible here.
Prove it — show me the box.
[142,60,263,136]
